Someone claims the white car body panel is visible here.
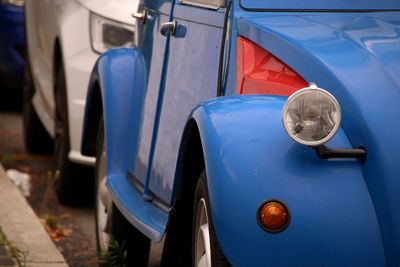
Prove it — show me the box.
[25,0,137,166]
[77,0,136,25]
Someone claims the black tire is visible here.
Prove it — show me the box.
[192,171,230,267]
[53,63,93,206]
[22,64,53,154]
[95,118,151,267]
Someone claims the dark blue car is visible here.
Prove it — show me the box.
[82,0,400,266]
[0,1,25,89]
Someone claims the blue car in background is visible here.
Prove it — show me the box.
[82,0,400,266]
[0,0,25,89]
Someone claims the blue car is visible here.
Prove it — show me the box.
[0,0,25,89]
[82,0,400,266]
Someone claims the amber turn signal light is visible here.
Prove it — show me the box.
[258,200,290,233]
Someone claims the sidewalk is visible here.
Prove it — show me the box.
[0,164,68,267]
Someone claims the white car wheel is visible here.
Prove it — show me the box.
[94,118,151,266]
[195,198,212,267]
[192,171,230,267]
[95,140,112,252]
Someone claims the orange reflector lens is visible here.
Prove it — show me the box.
[258,201,289,233]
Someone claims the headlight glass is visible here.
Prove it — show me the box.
[90,12,134,54]
[1,0,24,7]
[282,85,341,147]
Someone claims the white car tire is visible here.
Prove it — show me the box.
[192,171,230,267]
[53,62,93,206]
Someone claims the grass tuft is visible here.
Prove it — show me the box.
[99,236,127,267]
[0,226,28,267]
[43,214,59,229]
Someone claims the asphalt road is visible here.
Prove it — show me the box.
[0,92,162,266]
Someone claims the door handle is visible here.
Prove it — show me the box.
[132,9,148,24]
[160,21,177,37]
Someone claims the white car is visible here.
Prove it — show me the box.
[23,0,138,205]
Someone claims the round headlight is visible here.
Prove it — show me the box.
[282,84,341,147]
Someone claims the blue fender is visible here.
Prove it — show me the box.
[83,48,168,241]
[84,48,146,176]
[191,95,386,267]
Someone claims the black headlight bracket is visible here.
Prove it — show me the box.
[314,145,366,160]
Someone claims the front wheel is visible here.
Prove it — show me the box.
[95,118,151,266]
[53,62,93,206]
[193,171,230,267]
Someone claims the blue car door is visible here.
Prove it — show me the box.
[144,1,227,203]
[129,0,173,186]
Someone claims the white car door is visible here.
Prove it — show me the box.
[26,0,59,135]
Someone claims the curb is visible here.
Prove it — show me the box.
[0,164,68,267]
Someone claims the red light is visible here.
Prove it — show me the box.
[236,37,307,96]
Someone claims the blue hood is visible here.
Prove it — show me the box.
[238,11,400,266]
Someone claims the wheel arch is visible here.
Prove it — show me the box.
[81,47,147,175]
[162,118,205,266]
[81,78,103,157]
[53,38,62,83]
[174,118,205,204]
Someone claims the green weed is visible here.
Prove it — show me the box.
[0,226,28,267]
[99,236,127,267]
[43,214,59,229]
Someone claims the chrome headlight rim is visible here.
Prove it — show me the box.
[282,85,341,147]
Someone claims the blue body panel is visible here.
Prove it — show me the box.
[145,4,225,203]
[82,0,400,265]
[85,48,168,241]
[232,11,400,265]
[0,3,25,88]
[192,95,385,266]
[130,1,172,190]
